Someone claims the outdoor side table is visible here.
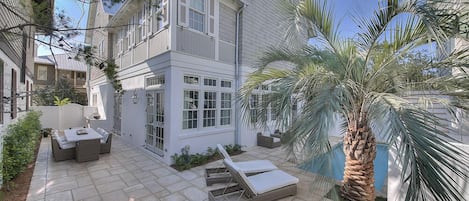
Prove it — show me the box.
[64,128,102,162]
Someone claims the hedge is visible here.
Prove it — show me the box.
[2,111,42,186]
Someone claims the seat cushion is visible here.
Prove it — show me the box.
[101,131,109,143]
[247,170,299,194]
[273,137,281,143]
[58,140,75,149]
[235,160,277,173]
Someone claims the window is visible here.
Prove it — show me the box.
[98,40,104,57]
[204,78,216,86]
[250,94,259,123]
[37,65,47,81]
[189,0,205,32]
[184,75,199,84]
[221,80,231,88]
[203,92,216,127]
[126,17,134,50]
[183,90,198,129]
[77,72,86,80]
[11,69,17,119]
[92,93,98,106]
[220,93,231,125]
[152,0,165,33]
[147,75,165,87]
[136,3,148,43]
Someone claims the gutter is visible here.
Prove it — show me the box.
[235,1,247,145]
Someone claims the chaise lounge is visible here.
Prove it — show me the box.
[209,159,299,201]
[257,132,281,148]
[205,144,278,186]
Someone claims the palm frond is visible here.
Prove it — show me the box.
[367,93,469,201]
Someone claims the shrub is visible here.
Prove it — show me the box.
[171,144,243,171]
[2,111,42,187]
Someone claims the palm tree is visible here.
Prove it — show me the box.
[239,0,469,200]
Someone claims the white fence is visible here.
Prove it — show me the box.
[32,104,98,130]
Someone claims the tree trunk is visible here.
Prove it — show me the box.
[341,121,377,201]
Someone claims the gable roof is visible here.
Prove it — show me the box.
[34,54,87,72]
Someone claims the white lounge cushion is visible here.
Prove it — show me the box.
[58,140,75,149]
[273,137,281,143]
[235,160,278,173]
[101,131,109,143]
[247,170,299,194]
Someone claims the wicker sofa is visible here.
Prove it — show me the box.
[257,132,281,148]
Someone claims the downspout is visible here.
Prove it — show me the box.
[235,1,247,145]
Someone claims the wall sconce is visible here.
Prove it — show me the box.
[131,90,139,104]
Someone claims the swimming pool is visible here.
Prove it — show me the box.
[300,143,388,191]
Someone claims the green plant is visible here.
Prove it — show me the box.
[171,144,243,171]
[2,111,42,188]
[53,96,71,106]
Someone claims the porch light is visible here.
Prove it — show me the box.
[131,90,139,104]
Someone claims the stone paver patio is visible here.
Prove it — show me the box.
[27,136,336,201]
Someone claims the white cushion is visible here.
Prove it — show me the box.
[97,127,105,135]
[273,137,281,143]
[58,140,75,149]
[217,144,232,161]
[101,131,109,143]
[235,160,278,173]
[247,170,299,194]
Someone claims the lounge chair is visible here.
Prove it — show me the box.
[205,144,278,186]
[257,132,281,148]
[51,130,75,161]
[213,159,298,201]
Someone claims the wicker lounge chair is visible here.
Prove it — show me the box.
[205,144,278,186]
[257,132,281,148]
[212,159,298,201]
[51,137,75,161]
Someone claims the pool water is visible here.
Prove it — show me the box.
[300,143,388,191]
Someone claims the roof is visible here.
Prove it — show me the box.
[102,0,123,15]
[35,54,87,72]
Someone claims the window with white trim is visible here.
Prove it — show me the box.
[184,75,199,84]
[183,90,198,129]
[126,17,134,50]
[221,80,231,88]
[152,0,167,33]
[250,94,259,123]
[203,91,216,127]
[137,3,148,43]
[220,92,231,125]
[189,0,205,32]
[204,78,216,86]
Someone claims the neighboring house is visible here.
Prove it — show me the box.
[0,0,52,186]
[33,54,88,96]
[86,0,302,164]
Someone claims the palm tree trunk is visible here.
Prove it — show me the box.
[341,121,377,201]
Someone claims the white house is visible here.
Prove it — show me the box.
[85,0,300,164]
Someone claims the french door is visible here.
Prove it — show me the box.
[145,90,165,156]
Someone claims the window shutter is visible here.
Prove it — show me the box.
[178,0,188,27]
[162,0,169,26]
[207,0,215,36]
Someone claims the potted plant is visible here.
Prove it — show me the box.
[42,128,52,138]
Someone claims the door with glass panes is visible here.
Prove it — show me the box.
[145,90,164,156]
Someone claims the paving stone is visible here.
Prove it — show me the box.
[44,190,73,201]
[151,167,172,178]
[178,170,198,181]
[181,187,207,201]
[100,190,129,201]
[139,195,159,201]
[96,180,127,194]
[94,175,122,185]
[142,180,165,193]
[89,169,111,179]
[45,180,77,195]
[76,175,93,187]
[157,175,182,186]
[72,185,99,200]
[166,181,192,193]
[160,193,187,201]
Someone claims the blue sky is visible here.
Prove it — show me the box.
[37,0,89,56]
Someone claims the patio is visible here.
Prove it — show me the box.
[26,136,337,201]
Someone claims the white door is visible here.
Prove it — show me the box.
[145,90,164,156]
